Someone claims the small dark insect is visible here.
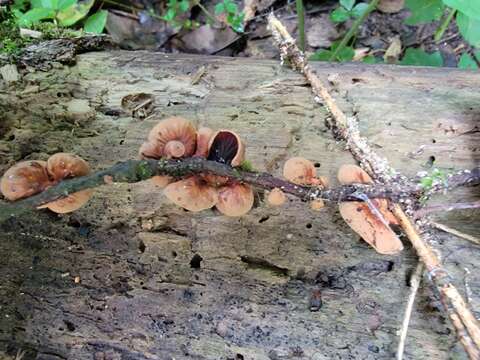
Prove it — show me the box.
[309,289,323,311]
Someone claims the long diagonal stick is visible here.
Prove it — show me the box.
[267,13,480,359]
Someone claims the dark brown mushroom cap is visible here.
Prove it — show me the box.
[0,160,51,201]
[216,183,254,217]
[337,164,403,255]
[207,130,245,167]
[140,117,197,159]
[163,176,218,212]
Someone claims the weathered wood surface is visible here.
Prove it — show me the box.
[0,51,479,360]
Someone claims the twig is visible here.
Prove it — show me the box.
[267,13,480,358]
[296,0,305,51]
[329,0,380,62]
[434,8,457,43]
[0,157,452,223]
[431,222,480,246]
[397,262,424,360]
[414,200,480,219]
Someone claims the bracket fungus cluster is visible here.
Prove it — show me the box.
[337,164,403,255]
[0,153,93,213]
[139,117,253,217]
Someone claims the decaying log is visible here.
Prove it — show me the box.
[0,50,479,359]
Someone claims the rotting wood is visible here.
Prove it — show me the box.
[0,50,479,359]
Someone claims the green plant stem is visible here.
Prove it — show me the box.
[296,0,305,51]
[434,8,456,43]
[329,0,379,61]
[192,0,217,25]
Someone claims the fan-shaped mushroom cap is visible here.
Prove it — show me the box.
[216,183,254,217]
[140,117,197,159]
[44,153,93,213]
[195,127,214,158]
[207,130,245,167]
[283,157,319,185]
[337,164,398,225]
[0,160,51,201]
[337,164,402,255]
[47,153,90,180]
[38,189,94,214]
[150,175,173,188]
[163,176,218,212]
[267,188,286,206]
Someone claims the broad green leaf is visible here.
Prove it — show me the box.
[340,0,355,11]
[214,3,225,14]
[18,7,55,26]
[456,11,480,47]
[225,0,237,13]
[336,46,355,61]
[12,0,28,11]
[458,53,478,69]
[400,48,443,66]
[58,0,76,10]
[362,55,378,63]
[40,0,57,9]
[163,8,176,21]
[56,0,94,26]
[330,7,351,22]
[84,10,107,33]
[310,50,334,61]
[443,0,480,20]
[352,3,369,18]
[404,0,444,24]
[30,0,43,8]
[179,0,189,12]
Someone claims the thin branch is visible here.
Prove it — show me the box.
[414,200,480,219]
[397,262,424,360]
[0,157,441,222]
[267,13,480,359]
[431,222,480,246]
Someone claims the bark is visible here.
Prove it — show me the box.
[0,50,479,360]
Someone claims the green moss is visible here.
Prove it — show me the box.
[239,160,254,172]
[136,161,155,180]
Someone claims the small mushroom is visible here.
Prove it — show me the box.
[267,188,286,206]
[140,117,197,159]
[216,183,254,217]
[310,199,325,211]
[43,153,93,213]
[163,176,218,212]
[337,164,403,255]
[283,157,322,185]
[195,127,214,158]
[207,130,245,167]
[0,160,51,201]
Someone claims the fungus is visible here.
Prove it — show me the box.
[139,117,197,159]
[216,183,254,217]
[283,157,325,186]
[0,160,51,201]
[267,188,286,206]
[337,164,403,255]
[163,176,218,212]
[195,127,214,158]
[0,153,93,214]
[310,199,325,211]
[207,130,245,167]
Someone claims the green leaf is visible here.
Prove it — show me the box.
[84,10,107,33]
[11,0,29,11]
[58,0,76,10]
[179,0,189,12]
[18,7,55,26]
[443,0,480,20]
[40,0,57,9]
[456,11,480,47]
[330,7,351,22]
[225,0,237,13]
[56,0,94,26]
[362,55,378,63]
[310,50,334,61]
[404,0,444,25]
[163,7,176,21]
[400,48,444,66]
[214,2,225,14]
[30,0,43,8]
[336,46,355,61]
[352,2,369,18]
[458,53,479,69]
[340,0,355,11]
